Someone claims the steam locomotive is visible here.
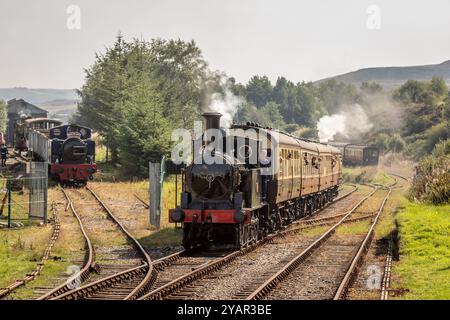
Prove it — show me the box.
[27,123,97,185]
[49,125,97,185]
[169,112,342,249]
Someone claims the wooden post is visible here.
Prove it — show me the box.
[7,179,11,228]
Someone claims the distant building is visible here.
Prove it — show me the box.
[6,98,48,145]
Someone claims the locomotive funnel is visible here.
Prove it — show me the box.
[202,112,222,131]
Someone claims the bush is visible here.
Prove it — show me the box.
[409,140,450,204]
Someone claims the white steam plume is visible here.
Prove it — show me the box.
[206,82,243,128]
[317,104,373,142]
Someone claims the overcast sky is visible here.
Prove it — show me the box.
[1,0,450,89]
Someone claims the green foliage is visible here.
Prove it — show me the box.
[0,100,6,135]
[409,140,450,204]
[421,121,450,155]
[432,139,450,157]
[393,80,428,103]
[259,101,285,129]
[75,35,220,173]
[293,126,318,139]
[116,77,172,175]
[370,133,390,152]
[393,77,449,159]
[246,75,273,108]
[317,79,359,114]
[388,133,407,153]
[361,81,383,94]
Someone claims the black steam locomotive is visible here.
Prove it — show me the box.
[26,123,97,185]
[169,113,342,250]
[49,125,97,185]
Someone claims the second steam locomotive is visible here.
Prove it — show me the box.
[17,118,97,185]
[169,112,342,249]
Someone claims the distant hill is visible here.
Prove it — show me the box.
[38,100,78,124]
[316,60,450,89]
[0,88,78,105]
[0,88,79,123]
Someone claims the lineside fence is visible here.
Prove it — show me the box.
[0,162,48,228]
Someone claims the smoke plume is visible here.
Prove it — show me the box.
[317,104,373,142]
[317,89,404,143]
[205,81,244,127]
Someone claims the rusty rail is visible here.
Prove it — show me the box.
[139,184,367,301]
[245,186,380,300]
[134,194,149,209]
[0,202,61,299]
[334,174,406,300]
[333,187,393,300]
[38,189,94,300]
[43,187,157,300]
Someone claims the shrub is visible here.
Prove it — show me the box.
[409,140,450,204]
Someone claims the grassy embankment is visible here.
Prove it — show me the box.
[342,164,449,299]
[391,202,450,299]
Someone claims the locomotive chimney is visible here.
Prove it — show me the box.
[202,112,222,131]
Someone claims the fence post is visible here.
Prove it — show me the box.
[7,179,11,228]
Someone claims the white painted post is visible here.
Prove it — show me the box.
[149,162,161,229]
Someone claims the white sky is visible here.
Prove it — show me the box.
[1,0,450,89]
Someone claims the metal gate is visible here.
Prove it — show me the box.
[28,162,48,222]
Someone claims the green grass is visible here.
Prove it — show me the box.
[299,225,330,237]
[342,166,395,186]
[138,228,182,247]
[342,166,378,184]
[336,220,371,236]
[0,225,52,288]
[392,202,450,299]
[8,259,72,299]
[372,171,395,186]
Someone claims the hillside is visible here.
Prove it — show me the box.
[317,60,450,89]
[0,88,78,105]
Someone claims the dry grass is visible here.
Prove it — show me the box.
[1,187,86,299]
[68,188,132,248]
[89,179,182,249]
[336,220,371,236]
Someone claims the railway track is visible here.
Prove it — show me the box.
[246,179,397,300]
[138,184,367,300]
[38,187,156,300]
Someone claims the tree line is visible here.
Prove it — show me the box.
[73,35,224,174]
[74,35,449,191]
